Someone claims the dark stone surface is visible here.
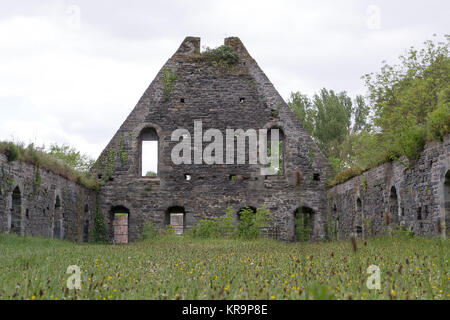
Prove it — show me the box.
[1,37,447,243]
[93,37,330,242]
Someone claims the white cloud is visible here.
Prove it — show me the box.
[0,1,448,159]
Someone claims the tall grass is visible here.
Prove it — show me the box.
[0,234,447,300]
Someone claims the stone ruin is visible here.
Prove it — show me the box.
[0,37,448,243]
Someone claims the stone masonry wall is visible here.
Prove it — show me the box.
[0,153,97,242]
[326,135,450,239]
[94,37,330,242]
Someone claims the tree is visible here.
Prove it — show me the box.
[312,88,353,157]
[289,35,449,179]
[288,92,314,135]
[288,89,371,173]
[48,143,94,172]
[363,34,450,159]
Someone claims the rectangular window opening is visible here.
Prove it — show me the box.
[142,141,158,177]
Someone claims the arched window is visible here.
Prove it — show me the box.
[390,186,399,225]
[166,206,186,235]
[139,127,159,177]
[294,207,314,242]
[10,186,22,235]
[266,128,285,176]
[111,206,130,244]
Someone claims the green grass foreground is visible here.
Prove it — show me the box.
[0,234,448,300]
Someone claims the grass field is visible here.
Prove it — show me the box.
[0,234,448,300]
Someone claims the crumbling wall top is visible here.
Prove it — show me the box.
[174,36,200,56]
[224,37,251,59]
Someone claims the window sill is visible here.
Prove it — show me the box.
[140,176,161,182]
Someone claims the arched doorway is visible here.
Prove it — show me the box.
[237,206,257,220]
[355,198,363,237]
[166,206,185,235]
[294,207,314,242]
[445,170,449,236]
[111,206,129,244]
[83,204,89,242]
[53,196,63,240]
[389,186,399,225]
[10,187,22,235]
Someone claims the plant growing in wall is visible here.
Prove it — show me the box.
[4,143,19,162]
[200,45,238,67]
[235,206,273,240]
[118,135,128,166]
[162,68,177,101]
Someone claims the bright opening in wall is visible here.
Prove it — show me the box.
[142,141,158,177]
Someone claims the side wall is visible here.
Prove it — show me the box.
[0,153,97,242]
[327,135,450,239]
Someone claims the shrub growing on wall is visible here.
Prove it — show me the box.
[236,206,273,240]
[190,207,235,239]
[141,221,158,241]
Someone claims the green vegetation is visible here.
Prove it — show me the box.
[189,45,239,68]
[200,45,239,66]
[91,202,107,243]
[48,144,94,172]
[236,206,273,240]
[295,211,310,242]
[190,206,272,240]
[0,141,98,190]
[161,67,177,101]
[190,207,235,239]
[0,234,447,300]
[145,171,157,177]
[288,35,450,186]
[141,221,158,241]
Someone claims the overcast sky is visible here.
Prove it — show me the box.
[0,0,448,161]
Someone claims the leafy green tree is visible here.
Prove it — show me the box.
[289,35,449,180]
[288,92,314,135]
[289,89,371,173]
[363,35,450,159]
[312,88,353,157]
[48,143,94,172]
[353,95,372,133]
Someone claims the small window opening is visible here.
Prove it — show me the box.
[184,174,191,181]
[229,175,237,181]
[417,207,422,220]
[180,98,185,103]
[313,173,320,181]
[239,97,245,103]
